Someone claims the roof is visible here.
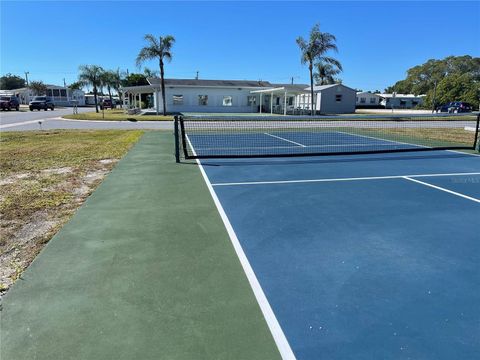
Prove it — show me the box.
[310,83,357,92]
[147,78,273,88]
[380,93,426,98]
[356,91,382,96]
[271,84,309,91]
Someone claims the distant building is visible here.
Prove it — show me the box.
[379,93,425,109]
[356,91,382,108]
[3,85,85,106]
[121,79,356,114]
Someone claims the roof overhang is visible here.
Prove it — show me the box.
[250,87,308,95]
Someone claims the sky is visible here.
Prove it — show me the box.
[1,0,479,91]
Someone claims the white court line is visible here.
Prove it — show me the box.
[186,135,296,359]
[335,130,430,149]
[211,172,480,187]
[403,176,480,203]
[264,132,306,147]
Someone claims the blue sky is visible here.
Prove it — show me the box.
[1,1,479,91]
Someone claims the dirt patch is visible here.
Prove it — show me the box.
[0,159,119,297]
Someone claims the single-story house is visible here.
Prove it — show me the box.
[3,85,85,106]
[379,93,425,109]
[356,91,382,107]
[120,78,356,114]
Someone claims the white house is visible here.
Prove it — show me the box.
[379,93,425,109]
[356,91,382,107]
[6,85,85,106]
[121,78,357,115]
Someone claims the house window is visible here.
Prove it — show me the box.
[173,95,183,105]
[60,89,67,97]
[53,89,60,97]
[198,95,208,106]
[222,96,232,106]
[247,96,256,106]
[336,94,343,102]
[370,97,376,104]
[288,97,294,106]
[47,89,53,96]
[360,97,366,103]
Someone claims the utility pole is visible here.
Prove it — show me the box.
[63,78,67,87]
[431,79,438,113]
[291,77,294,85]
[195,71,199,80]
[24,71,29,86]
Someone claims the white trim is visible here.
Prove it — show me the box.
[211,172,480,187]
[186,135,296,359]
[403,176,480,203]
[264,133,306,147]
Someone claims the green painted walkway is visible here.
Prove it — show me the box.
[1,132,280,360]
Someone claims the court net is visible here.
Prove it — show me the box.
[174,113,480,161]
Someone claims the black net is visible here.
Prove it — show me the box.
[175,113,480,160]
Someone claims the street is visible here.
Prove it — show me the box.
[0,107,173,131]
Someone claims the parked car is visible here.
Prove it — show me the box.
[29,96,55,111]
[100,99,113,110]
[0,96,20,111]
[436,102,472,113]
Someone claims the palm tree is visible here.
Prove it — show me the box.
[100,70,119,105]
[136,34,175,115]
[143,67,159,78]
[314,61,343,85]
[296,24,341,115]
[78,65,104,113]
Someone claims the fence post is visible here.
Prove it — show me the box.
[475,113,480,152]
[174,115,180,163]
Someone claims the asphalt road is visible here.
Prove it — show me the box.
[0,107,92,126]
[0,107,173,131]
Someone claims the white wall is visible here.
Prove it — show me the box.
[356,92,381,106]
[154,86,260,113]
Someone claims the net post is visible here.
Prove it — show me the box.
[174,115,180,163]
[474,113,480,152]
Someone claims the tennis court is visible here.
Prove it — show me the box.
[179,114,480,359]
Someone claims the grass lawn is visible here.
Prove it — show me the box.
[0,130,144,293]
[63,109,173,121]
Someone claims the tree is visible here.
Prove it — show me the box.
[136,34,175,115]
[296,24,342,115]
[0,73,25,90]
[385,55,480,109]
[29,81,47,96]
[100,70,120,104]
[143,67,159,78]
[121,73,149,87]
[314,61,342,85]
[68,81,83,91]
[78,65,104,113]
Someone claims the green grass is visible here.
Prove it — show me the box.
[0,130,144,291]
[63,109,173,121]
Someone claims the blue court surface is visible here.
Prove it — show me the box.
[188,131,480,359]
